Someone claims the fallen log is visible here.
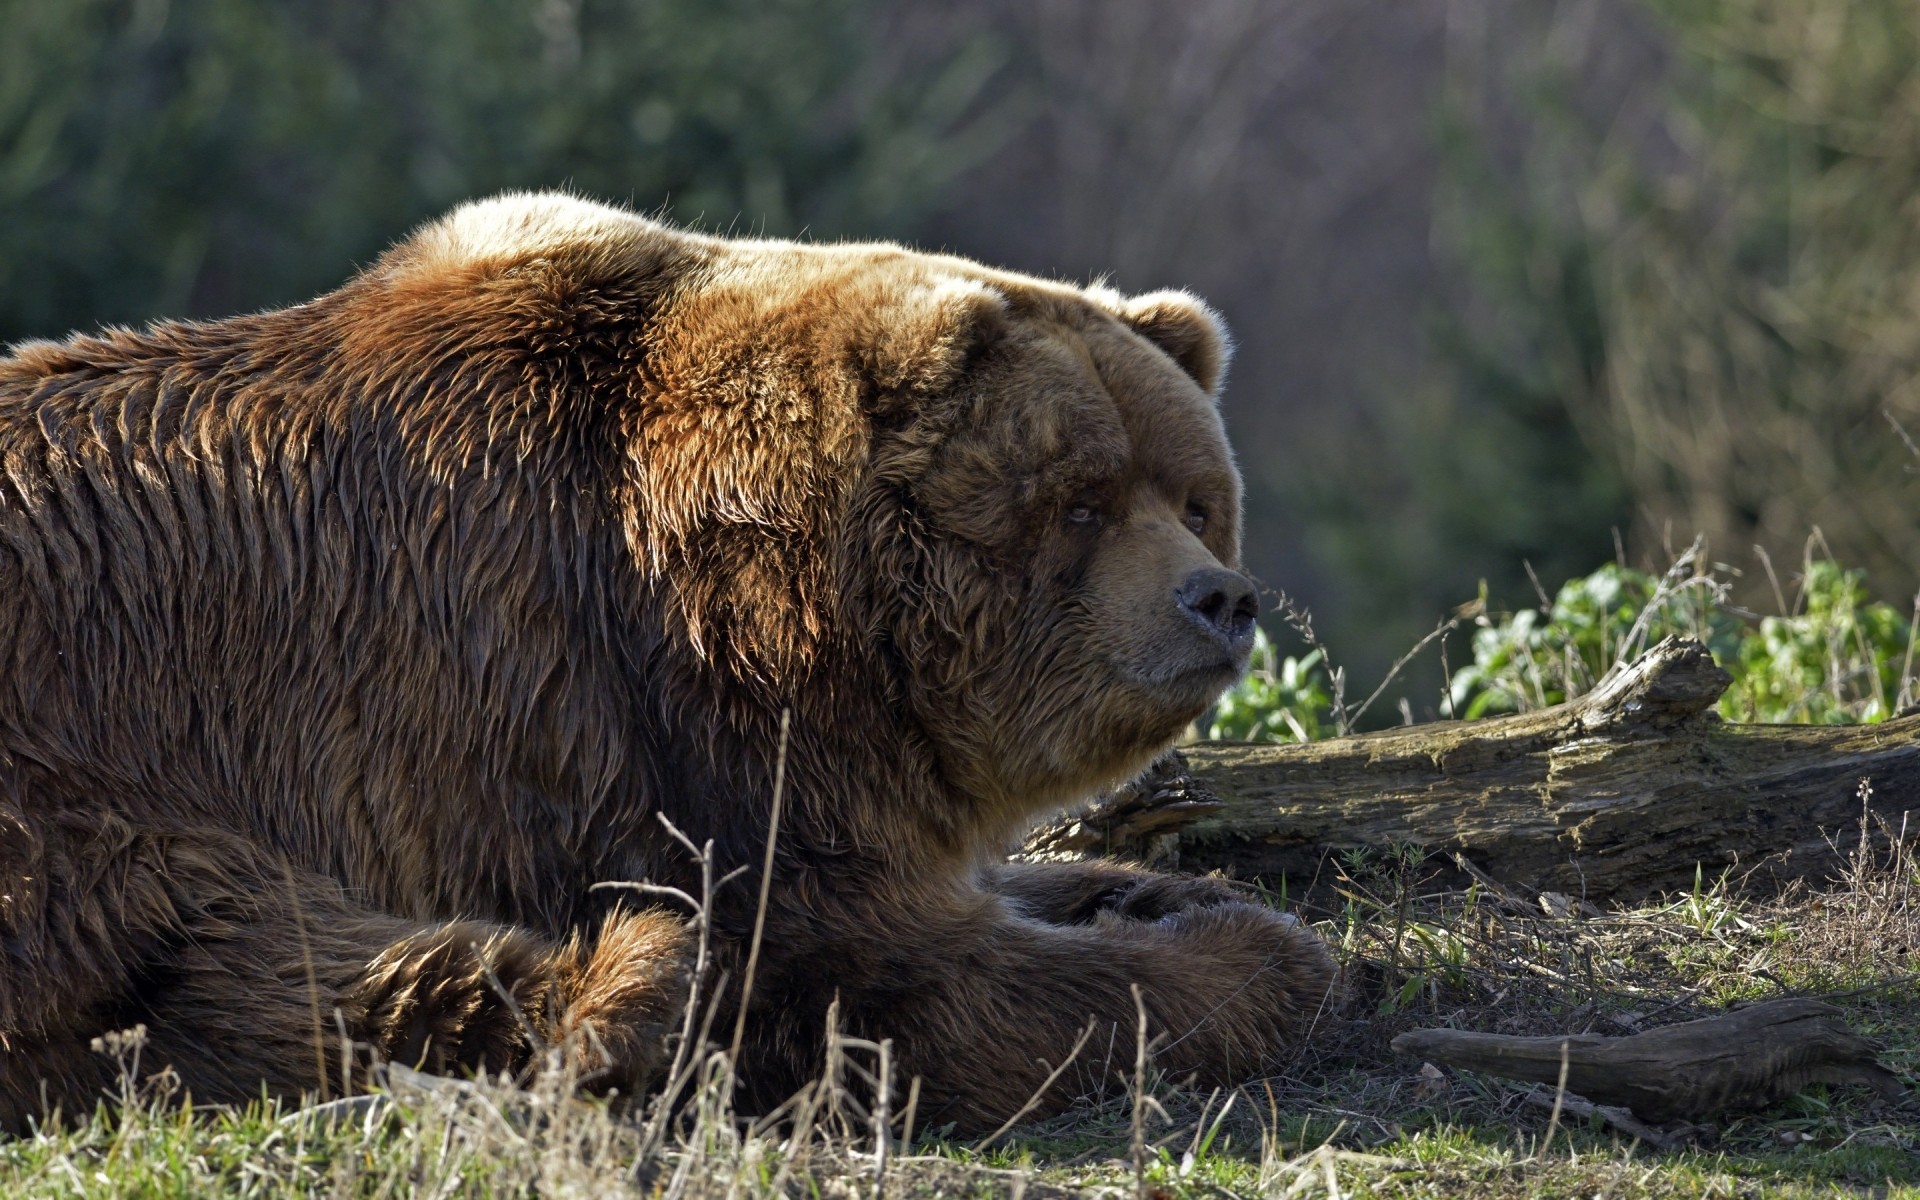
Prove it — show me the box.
[1027,638,1920,904]
[1391,997,1906,1122]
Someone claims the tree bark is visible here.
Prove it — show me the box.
[1026,638,1920,904]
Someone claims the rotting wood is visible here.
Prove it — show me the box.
[1025,637,1920,904]
[1391,997,1906,1122]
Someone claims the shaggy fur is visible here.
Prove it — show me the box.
[0,192,1335,1133]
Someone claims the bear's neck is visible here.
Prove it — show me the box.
[615,639,1012,902]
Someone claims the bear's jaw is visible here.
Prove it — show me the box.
[827,606,1246,849]
[1108,647,1251,700]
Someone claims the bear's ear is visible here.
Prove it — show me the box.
[857,278,1009,407]
[1107,289,1233,396]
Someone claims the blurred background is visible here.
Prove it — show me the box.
[7,0,1919,715]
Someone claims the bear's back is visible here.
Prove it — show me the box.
[0,255,654,932]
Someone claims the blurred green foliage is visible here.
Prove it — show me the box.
[0,0,1014,342]
[1411,0,1920,620]
[1213,555,1918,740]
[1302,0,1920,681]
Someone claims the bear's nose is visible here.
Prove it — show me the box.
[1175,567,1259,653]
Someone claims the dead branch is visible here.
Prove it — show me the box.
[1392,998,1905,1121]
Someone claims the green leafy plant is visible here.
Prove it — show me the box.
[1721,561,1917,724]
[1205,628,1333,743]
[1446,555,1740,720]
[1213,553,1918,740]
[1447,556,1916,725]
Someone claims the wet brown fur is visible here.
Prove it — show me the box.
[0,193,1334,1133]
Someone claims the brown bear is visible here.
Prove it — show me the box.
[0,192,1335,1133]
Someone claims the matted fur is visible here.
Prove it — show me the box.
[0,192,1334,1133]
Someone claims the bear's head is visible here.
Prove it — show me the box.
[850,279,1252,822]
[386,194,1256,833]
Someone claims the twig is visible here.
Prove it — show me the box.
[970,1019,1098,1152]
[1519,1086,1698,1150]
[1899,595,1919,712]
[1611,537,1714,670]
[595,813,747,1151]
[1131,984,1150,1200]
[1349,615,1461,730]
[1450,852,1525,909]
[477,952,546,1067]
[1524,559,1553,612]
[1754,543,1788,618]
[1273,591,1349,735]
[1784,972,1920,1002]
[872,1038,893,1197]
[334,1008,354,1103]
[900,1075,922,1157]
[281,858,330,1103]
[1538,1038,1570,1158]
[729,707,792,1069]
[1885,408,1920,472]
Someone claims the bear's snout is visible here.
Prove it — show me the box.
[1173,566,1259,657]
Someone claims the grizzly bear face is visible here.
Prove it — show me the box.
[866,290,1254,816]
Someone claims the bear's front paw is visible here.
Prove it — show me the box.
[1118,900,1340,1086]
[340,922,558,1079]
[1152,900,1340,1027]
[549,909,692,1096]
[1096,873,1248,921]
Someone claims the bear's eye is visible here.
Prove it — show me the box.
[1184,505,1208,536]
[1064,503,1103,529]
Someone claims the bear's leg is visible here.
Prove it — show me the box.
[984,860,1258,924]
[137,896,692,1109]
[770,873,1336,1135]
[0,819,688,1130]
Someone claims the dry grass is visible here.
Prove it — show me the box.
[6,808,1913,1199]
